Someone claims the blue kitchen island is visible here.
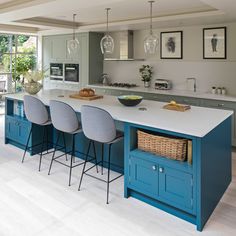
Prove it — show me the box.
[4,89,233,231]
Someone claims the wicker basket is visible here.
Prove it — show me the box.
[137,130,187,161]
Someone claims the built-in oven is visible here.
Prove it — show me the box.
[64,64,79,82]
[50,63,63,80]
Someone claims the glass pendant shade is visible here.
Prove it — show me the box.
[67,14,79,55]
[144,1,158,54]
[100,8,114,54]
[144,33,158,54]
[67,38,79,55]
[100,34,114,54]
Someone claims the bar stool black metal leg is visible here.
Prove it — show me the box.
[62,132,68,161]
[69,134,75,186]
[22,127,32,163]
[106,144,112,204]
[92,141,99,173]
[39,126,46,172]
[45,126,49,154]
[48,131,60,175]
[72,134,76,163]
[78,140,91,191]
[101,143,104,175]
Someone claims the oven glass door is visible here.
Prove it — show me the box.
[50,63,63,76]
[65,64,79,82]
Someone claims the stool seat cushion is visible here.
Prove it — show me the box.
[72,128,83,134]
[42,120,52,126]
[108,130,124,144]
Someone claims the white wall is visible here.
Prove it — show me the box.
[103,22,236,95]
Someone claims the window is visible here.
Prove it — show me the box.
[0,34,37,93]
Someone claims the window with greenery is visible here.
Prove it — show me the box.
[0,34,37,92]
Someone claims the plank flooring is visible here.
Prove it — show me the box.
[0,114,236,236]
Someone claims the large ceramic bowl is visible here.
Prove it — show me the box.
[118,95,143,106]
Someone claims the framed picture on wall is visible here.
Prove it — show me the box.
[160,31,183,59]
[203,27,226,59]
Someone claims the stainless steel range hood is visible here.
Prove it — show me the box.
[104,30,144,61]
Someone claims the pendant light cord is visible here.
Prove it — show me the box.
[149,1,154,35]
[73,14,76,40]
[105,8,111,35]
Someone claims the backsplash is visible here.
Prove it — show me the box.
[103,60,236,95]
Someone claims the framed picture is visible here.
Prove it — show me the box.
[160,31,183,59]
[203,27,226,59]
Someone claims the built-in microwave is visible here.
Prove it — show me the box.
[50,63,63,80]
[65,64,79,82]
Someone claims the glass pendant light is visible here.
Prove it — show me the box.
[67,14,79,55]
[100,8,114,54]
[144,1,158,54]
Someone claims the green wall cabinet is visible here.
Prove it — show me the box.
[42,32,104,89]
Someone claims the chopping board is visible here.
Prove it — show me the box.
[69,93,103,101]
[163,103,191,112]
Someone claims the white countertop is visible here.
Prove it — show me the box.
[5,89,233,138]
[89,84,236,102]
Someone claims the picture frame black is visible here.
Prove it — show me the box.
[160,31,183,59]
[203,27,227,59]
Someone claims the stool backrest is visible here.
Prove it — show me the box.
[49,100,79,133]
[81,105,116,143]
[24,95,49,125]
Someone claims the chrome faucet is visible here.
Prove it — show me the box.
[186,78,197,92]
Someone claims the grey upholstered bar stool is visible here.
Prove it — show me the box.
[48,100,95,186]
[22,95,52,171]
[78,105,124,204]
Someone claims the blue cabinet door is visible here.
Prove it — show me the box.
[129,155,159,198]
[5,117,18,141]
[18,121,31,145]
[159,166,193,212]
[5,116,31,146]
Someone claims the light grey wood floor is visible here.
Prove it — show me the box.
[0,115,236,236]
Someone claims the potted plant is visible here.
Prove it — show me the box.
[139,65,153,88]
[23,69,46,95]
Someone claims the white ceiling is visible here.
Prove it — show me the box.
[0,0,235,35]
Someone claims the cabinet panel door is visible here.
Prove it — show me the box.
[17,122,31,145]
[159,166,193,212]
[129,155,159,198]
[5,117,31,145]
[51,36,66,61]
[5,118,18,141]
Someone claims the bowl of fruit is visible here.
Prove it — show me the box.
[117,95,143,106]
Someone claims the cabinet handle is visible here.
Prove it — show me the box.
[159,167,164,173]
[152,165,157,171]
[218,103,224,107]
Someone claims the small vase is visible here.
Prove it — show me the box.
[24,81,43,95]
[144,81,151,88]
